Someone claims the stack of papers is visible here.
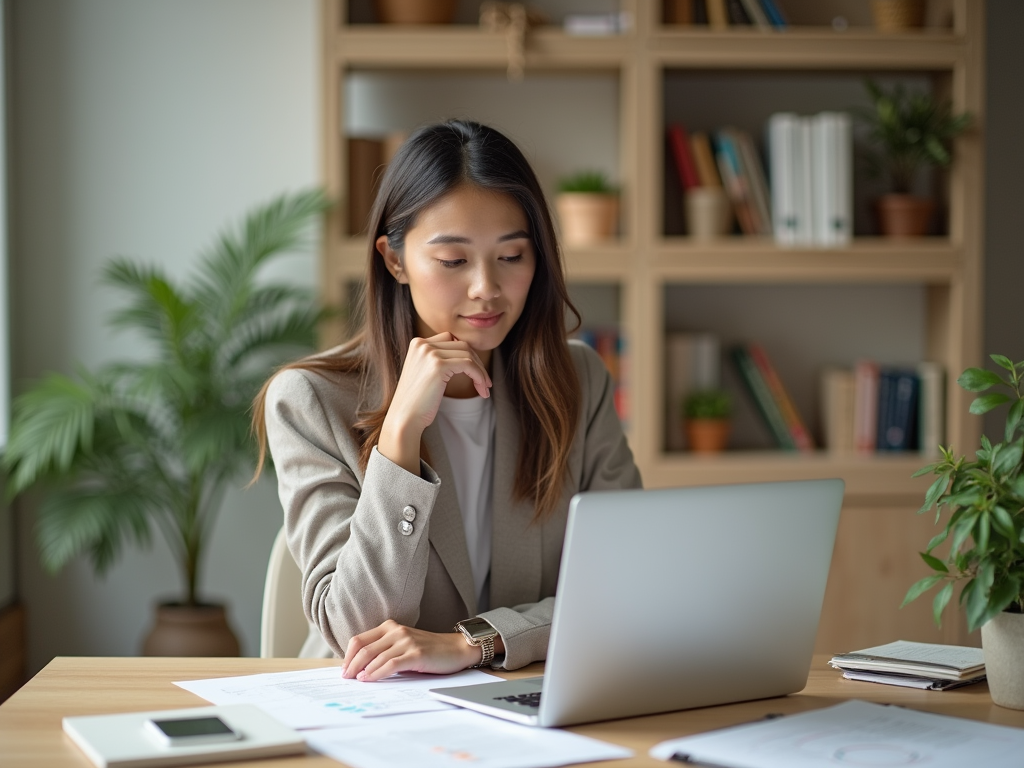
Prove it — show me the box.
[829,640,986,690]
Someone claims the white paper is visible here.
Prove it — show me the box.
[651,700,1024,768]
[175,666,499,730]
[306,709,632,768]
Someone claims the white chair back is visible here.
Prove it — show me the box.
[260,526,308,658]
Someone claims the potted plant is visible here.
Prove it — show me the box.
[683,389,732,453]
[859,79,971,237]
[870,0,926,32]
[373,0,457,24]
[3,189,329,657]
[555,170,619,247]
[903,354,1024,709]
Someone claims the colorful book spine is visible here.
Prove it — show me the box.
[732,346,796,450]
[690,132,722,188]
[747,343,814,451]
[578,327,627,424]
[759,0,788,27]
[714,131,757,235]
[853,360,880,453]
[876,368,920,452]
[668,123,701,190]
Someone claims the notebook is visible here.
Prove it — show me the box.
[430,479,844,727]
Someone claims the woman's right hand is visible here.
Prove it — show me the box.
[377,332,492,475]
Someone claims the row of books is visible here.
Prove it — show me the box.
[732,342,815,451]
[666,0,789,29]
[668,124,773,237]
[768,111,853,247]
[821,361,944,455]
[576,328,629,424]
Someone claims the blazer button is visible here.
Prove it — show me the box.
[402,505,417,522]
[399,520,414,536]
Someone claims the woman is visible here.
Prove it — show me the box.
[252,120,641,681]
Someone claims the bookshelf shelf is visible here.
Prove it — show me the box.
[322,0,984,649]
[651,239,959,283]
[646,451,931,499]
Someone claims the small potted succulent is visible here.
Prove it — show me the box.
[859,79,971,237]
[555,170,619,247]
[683,389,732,453]
[903,354,1024,709]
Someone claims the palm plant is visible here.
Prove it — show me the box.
[4,189,330,606]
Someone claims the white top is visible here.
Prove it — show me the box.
[436,394,496,612]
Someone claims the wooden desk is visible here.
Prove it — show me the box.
[2,655,1022,767]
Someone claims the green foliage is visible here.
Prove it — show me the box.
[557,170,616,195]
[858,79,972,194]
[903,355,1024,632]
[3,189,331,605]
[683,389,732,420]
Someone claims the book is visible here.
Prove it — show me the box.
[767,112,799,246]
[705,0,728,28]
[917,361,946,458]
[665,0,694,24]
[714,130,757,235]
[853,359,880,453]
[759,0,788,27]
[578,327,628,423]
[693,0,708,24]
[665,333,721,451]
[62,704,305,768]
[810,112,853,247]
[668,123,701,190]
[725,0,752,25]
[689,132,722,188]
[732,345,796,449]
[747,342,814,451]
[739,0,772,28]
[795,116,815,245]
[733,129,773,235]
[821,367,856,453]
[830,640,986,683]
[876,368,919,452]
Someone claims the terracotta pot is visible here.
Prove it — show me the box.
[685,419,731,453]
[373,0,457,24]
[556,193,619,246]
[982,611,1024,710]
[871,0,926,32]
[142,603,241,657]
[876,194,934,237]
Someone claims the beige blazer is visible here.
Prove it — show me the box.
[264,340,642,669]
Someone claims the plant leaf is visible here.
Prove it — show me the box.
[919,473,950,513]
[958,367,1004,392]
[991,354,1016,372]
[902,573,945,607]
[932,581,954,627]
[920,551,949,574]
[1007,399,1024,442]
[970,393,1011,415]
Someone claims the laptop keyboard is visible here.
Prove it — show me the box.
[495,692,542,708]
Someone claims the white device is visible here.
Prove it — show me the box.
[144,716,241,747]
[430,479,844,727]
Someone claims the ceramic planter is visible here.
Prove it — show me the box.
[685,419,731,453]
[876,194,935,237]
[556,193,619,246]
[982,610,1024,709]
[374,0,457,24]
[142,602,241,657]
[871,0,926,32]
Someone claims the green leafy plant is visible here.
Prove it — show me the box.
[557,170,616,195]
[683,389,732,421]
[3,189,330,606]
[903,354,1024,632]
[858,79,972,194]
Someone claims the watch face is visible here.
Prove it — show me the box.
[458,618,497,641]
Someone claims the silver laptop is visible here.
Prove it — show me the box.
[430,479,844,727]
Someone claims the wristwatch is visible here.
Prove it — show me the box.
[454,617,499,668]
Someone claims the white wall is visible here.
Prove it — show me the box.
[10,0,318,673]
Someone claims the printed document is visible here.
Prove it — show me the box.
[651,700,1024,768]
[176,666,498,729]
[305,708,633,768]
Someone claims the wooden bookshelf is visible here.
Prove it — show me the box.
[320,0,985,650]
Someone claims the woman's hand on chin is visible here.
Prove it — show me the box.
[340,619,481,682]
[378,333,492,475]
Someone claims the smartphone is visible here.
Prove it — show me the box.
[144,715,242,747]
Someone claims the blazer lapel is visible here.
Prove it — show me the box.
[422,422,478,615]
[489,349,542,610]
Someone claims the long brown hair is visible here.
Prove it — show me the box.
[252,120,581,520]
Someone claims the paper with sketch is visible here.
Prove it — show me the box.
[306,709,632,768]
[651,700,1024,768]
[175,666,499,729]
